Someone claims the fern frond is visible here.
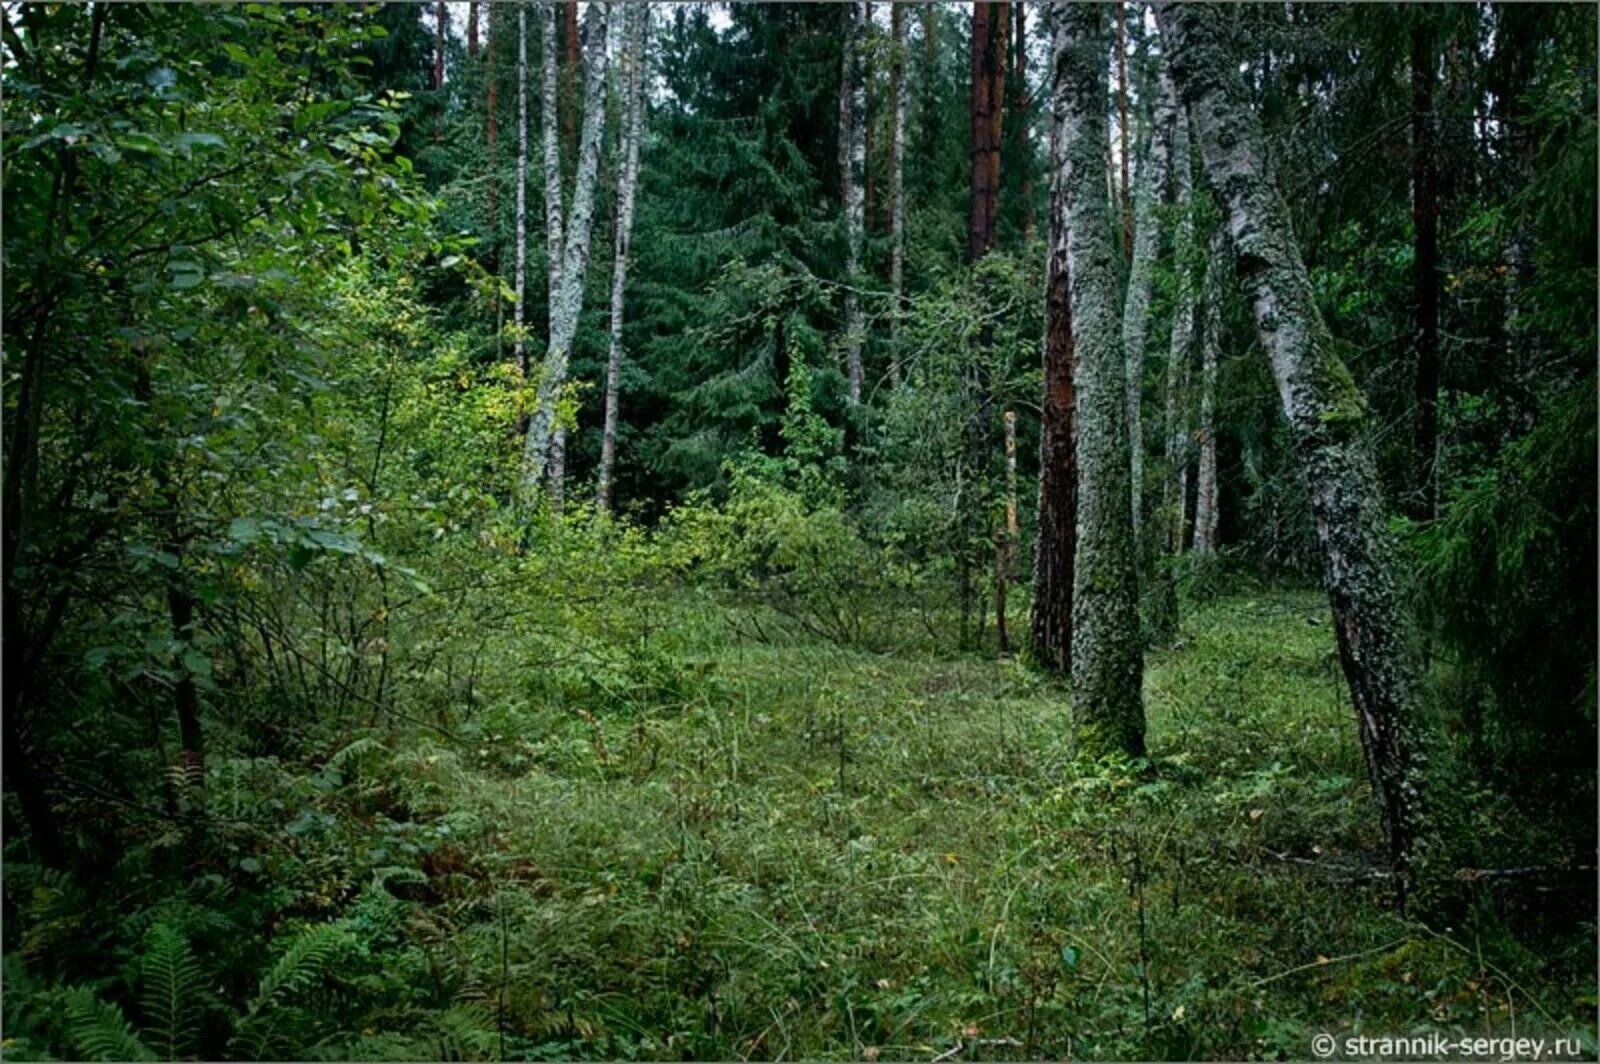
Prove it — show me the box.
[326,736,384,772]
[137,923,205,1061]
[248,921,351,1014]
[63,988,156,1062]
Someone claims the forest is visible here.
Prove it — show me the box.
[1,1,1595,1060]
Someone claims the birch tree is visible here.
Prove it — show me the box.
[1160,74,1196,560]
[520,1,612,500]
[1192,226,1225,555]
[1159,0,1430,890]
[840,1,866,405]
[513,7,530,377]
[597,0,647,512]
[1121,75,1170,543]
[1052,0,1143,756]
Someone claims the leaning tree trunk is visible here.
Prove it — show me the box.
[521,2,611,499]
[840,0,866,404]
[1159,0,1429,894]
[887,0,906,381]
[1030,84,1076,675]
[1192,225,1226,555]
[1053,0,1144,758]
[598,0,646,513]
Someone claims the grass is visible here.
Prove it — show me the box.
[342,588,1596,1061]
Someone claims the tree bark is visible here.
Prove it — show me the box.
[1160,0,1430,891]
[888,0,907,382]
[1015,2,1034,243]
[1192,226,1225,555]
[1054,0,1144,758]
[521,1,611,498]
[468,1,479,59]
[1409,18,1439,520]
[514,6,530,377]
[563,0,580,166]
[1031,87,1076,674]
[435,0,447,90]
[486,3,499,278]
[841,1,866,405]
[543,2,565,326]
[969,1,1006,262]
[995,409,1018,655]
[598,1,646,513]
[1116,1,1132,260]
[1160,73,1195,560]
[1121,85,1170,545]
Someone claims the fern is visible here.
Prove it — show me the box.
[137,923,205,1061]
[63,988,156,1062]
[227,921,352,1058]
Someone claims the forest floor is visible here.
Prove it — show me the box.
[323,588,1594,1061]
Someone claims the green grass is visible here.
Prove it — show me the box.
[346,589,1595,1060]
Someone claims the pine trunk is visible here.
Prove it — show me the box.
[1053,0,1144,757]
[521,2,611,499]
[598,1,646,513]
[468,2,479,59]
[1160,0,1429,891]
[1031,60,1075,675]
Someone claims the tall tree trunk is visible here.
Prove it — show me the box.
[1192,226,1225,555]
[1409,18,1439,520]
[562,0,580,167]
[521,2,612,498]
[968,1,1006,263]
[598,0,646,513]
[1160,73,1195,561]
[514,7,530,377]
[863,0,876,237]
[486,2,499,278]
[1015,2,1034,242]
[1160,0,1429,893]
[435,0,447,90]
[1122,96,1170,545]
[544,3,565,322]
[888,0,906,382]
[468,1,479,59]
[1054,0,1144,757]
[1116,0,1132,260]
[1031,87,1076,674]
[841,1,866,405]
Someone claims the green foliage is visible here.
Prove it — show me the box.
[137,925,206,1061]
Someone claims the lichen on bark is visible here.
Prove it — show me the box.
[1051,0,1144,758]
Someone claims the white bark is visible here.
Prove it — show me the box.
[597,1,646,512]
[1160,76,1195,556]
[1159,0,1428,890]
[513,7,530,374]
[840,1,866,404]
[1192,226,1225,555]
[521,1,613,501]
[1052,0,1144,757]
[543,2,565,313]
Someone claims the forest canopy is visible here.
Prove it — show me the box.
[1,2,1595,1061]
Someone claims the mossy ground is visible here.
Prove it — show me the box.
[355,589,1596,1061]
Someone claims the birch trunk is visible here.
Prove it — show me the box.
[1030,83,1075,674]
[887,0,906,381]
[1160,0,1429,891]
[1191,226,1225,555]
[1053,0,1144,757]
[840,1,866,404]
[1160,76,1195,559]
[513,7,530,376]
[543,3,565,324]
[1121,100,1169,543]
[521,2,612,499]
[598,1,646,513]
